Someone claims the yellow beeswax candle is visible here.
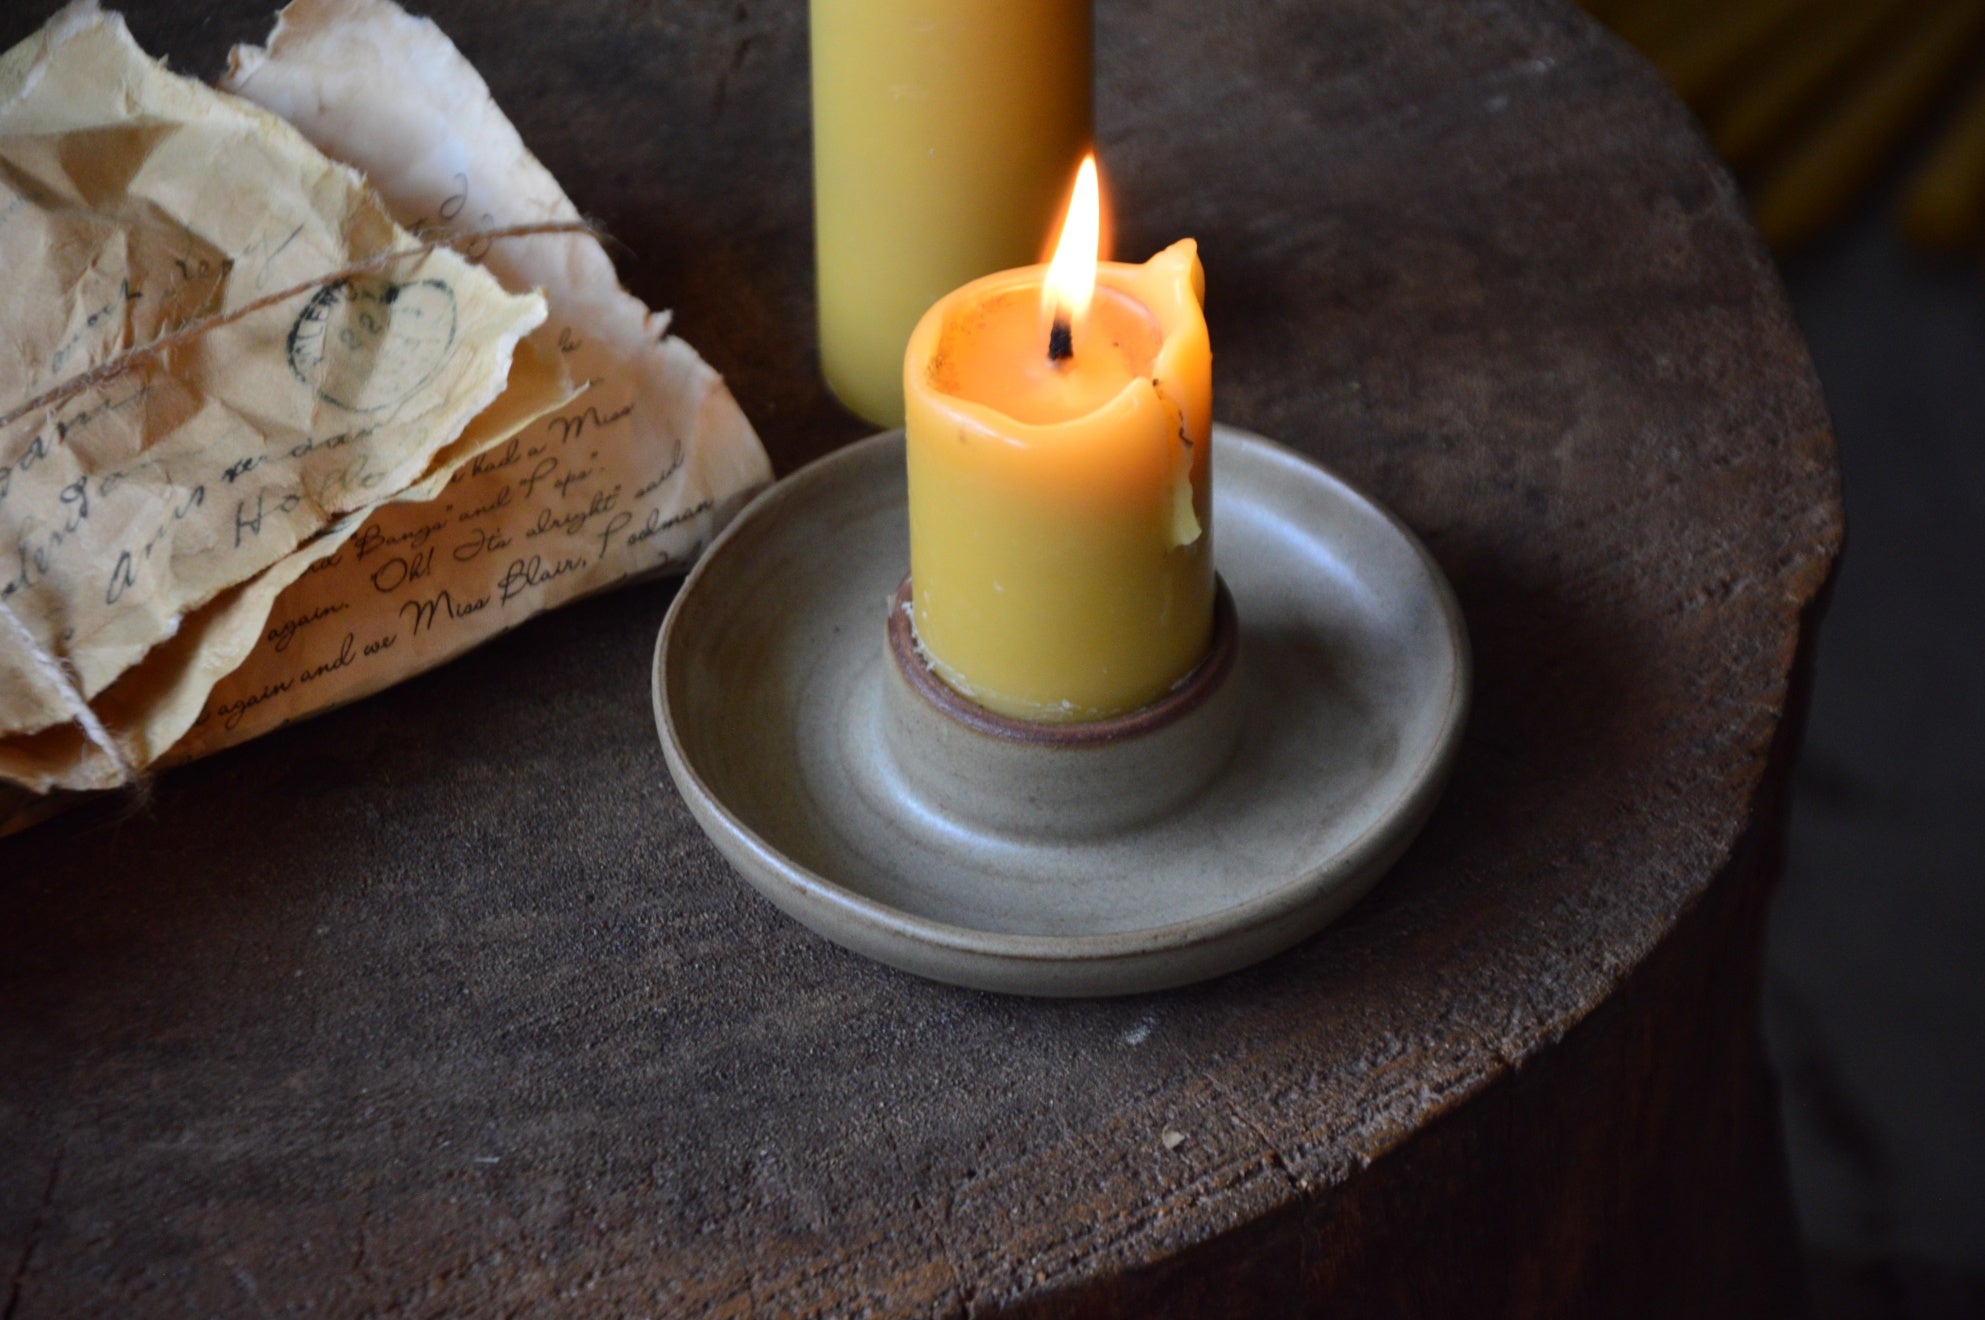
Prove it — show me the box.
[811,0,1092,428]
[904,159,1213,723]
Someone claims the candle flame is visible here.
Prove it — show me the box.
[1043,155,1101,354]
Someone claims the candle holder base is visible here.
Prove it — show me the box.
[654,426,1469,997]
[882,575,1243,840]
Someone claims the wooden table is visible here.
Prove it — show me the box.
[0,1,1843,1314]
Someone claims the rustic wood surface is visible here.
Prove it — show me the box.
[0,0,1843,1315]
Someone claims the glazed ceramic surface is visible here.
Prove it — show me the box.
[879,577,1246,840]
[654,427,1470,996]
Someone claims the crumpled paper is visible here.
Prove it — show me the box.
[0,0,771,819]
[0,0,567,796]
[178,0,771,762]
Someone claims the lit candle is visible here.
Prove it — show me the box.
[811,0,1093,428]
[904,157,1214,723]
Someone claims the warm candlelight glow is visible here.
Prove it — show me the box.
[1042,155,1101,357]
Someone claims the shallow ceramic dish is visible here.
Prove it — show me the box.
[654,426,1469,997]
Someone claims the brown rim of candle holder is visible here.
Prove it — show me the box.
[887,575,1239,748]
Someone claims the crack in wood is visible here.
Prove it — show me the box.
[1195,1065,1306,1201]
[3,1146,62,1320]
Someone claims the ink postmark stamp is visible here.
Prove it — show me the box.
[286,277,457,413]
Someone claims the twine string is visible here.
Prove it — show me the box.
[0,593,138,785]
[0,220,598,435]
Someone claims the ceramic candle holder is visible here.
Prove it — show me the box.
[883,577,1242,839]
[654,426,1470,997]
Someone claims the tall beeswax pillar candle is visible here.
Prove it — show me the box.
[810,0,1093,427]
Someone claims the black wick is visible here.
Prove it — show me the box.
[1048,315,1073,363]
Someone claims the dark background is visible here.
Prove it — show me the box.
[1768,209,1985,1317]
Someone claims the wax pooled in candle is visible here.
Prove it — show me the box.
[929,286,1162,426]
